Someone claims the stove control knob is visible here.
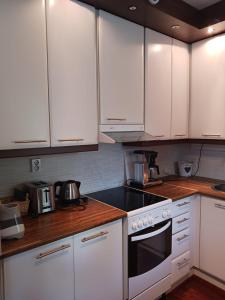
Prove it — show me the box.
[167,209,172,217]
[143,218,148,226]
[148,216,153,225]
[162,210,168,218]
[138,220,143,229]
[132,222,138,230]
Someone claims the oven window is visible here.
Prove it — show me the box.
[128,219,172,278]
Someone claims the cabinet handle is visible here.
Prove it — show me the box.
[36,244,71,259]
[177,218,189,224]
[201,134,221,137]
[149,134,165,138]
[215,203,225,210]
[176,202,190,207]
[177,258,189,268]
[58,138,84,142]
[14,140,47,144]
[177,234,189,242]
[174,134,186,137]
[81,231,109,243]
[107,118,127,121]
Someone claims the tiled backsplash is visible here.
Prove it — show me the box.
[0,144,185,197]
[182,144,225,180]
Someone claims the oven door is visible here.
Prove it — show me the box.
[128,219,172,299]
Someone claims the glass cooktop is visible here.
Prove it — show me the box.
[87,186,168,212]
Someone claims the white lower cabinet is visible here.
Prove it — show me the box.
[4,237,75,300]
[172,251,191,284]
[74,220,123,300]
[200,196,225,281]
[171,196,200,285]
[3,220,123,300]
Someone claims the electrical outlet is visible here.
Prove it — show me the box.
[31,158,41,173]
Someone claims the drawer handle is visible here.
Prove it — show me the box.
[58,138,84,142]
[177,234,189,242]
[81,231,109,243]
[215,203,225,210]
[177,218,189,224]
[201,134,221,137]
[174,134,186,137]
[177,258,189,268]
[176,202,190,207]
[14,140,47,144]
[36,244,71,259]
[107,118,127,121]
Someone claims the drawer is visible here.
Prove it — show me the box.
[172,198,191,218]
[172,251,191,285]
[173,212,191,234]
[172,228,190,258]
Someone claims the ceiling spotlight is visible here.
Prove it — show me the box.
[129,5,137,11]
[148,0,160,4]
[171,25,180,30]
[208,27,215,34]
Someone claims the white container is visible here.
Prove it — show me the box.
[0,203,25,239]
[178,161,193,177]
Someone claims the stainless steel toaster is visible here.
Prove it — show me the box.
[26,181,55,217]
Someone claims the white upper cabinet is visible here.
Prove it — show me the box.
[47,0,98,147]
[98,11,144,129]
[190,34,225,139]
[171,39,189,139]
[0,0,50,149]
[145,29,172,139]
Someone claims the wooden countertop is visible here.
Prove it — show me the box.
[1,199,126,259]
[2,176,225,259]
[145,176,225,201]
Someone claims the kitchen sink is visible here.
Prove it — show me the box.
[213,184,225,192]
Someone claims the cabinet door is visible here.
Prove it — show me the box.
[145,29,172,139]
[47,0,98,147]
[74,220,123,300]
[200,196,225,281]
[171,39,189,139]
[0,0,50,149]
[190,35,225,139]
[190,195,200,268]
[99,11,144,126]
[4,237,74,300]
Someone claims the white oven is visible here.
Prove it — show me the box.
[127,203,172,300]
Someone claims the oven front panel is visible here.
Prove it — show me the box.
[128,219,172,278]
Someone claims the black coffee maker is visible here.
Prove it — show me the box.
[131,150,163,188]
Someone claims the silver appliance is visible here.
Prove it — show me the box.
[0,203,25,239]
[26,181,55,217]
[128,150,163,188]
[55,180,81,205]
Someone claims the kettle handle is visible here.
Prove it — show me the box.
[54,181,63,199]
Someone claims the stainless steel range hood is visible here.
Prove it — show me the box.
[99,123,156,144]
[99,131,155,143]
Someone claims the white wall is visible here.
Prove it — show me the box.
[0,144,185,197]
[182,144,225,180]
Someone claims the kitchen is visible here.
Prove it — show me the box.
[0,0,225,300]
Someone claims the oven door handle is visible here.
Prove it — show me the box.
[131,221,171,242]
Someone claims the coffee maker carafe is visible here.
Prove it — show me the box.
[131,150,163,188]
